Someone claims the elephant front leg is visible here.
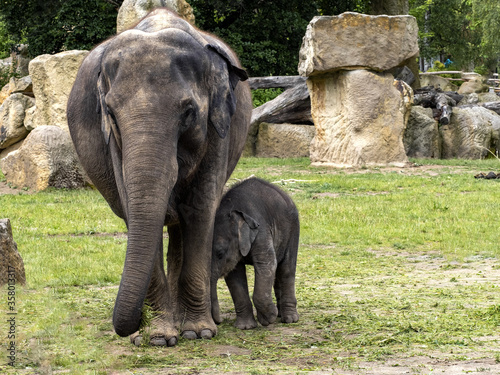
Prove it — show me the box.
[225,262,257,329]
[177,208,218,340]
[130,233,179,347]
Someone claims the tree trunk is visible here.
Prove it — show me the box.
[369,0,409,15]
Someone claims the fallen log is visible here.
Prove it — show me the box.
[251,81,312,127]
[414,86,462,125]
[248,76,306,90]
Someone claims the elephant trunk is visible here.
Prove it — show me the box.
[112,130,177,337]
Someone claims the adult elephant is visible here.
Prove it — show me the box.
[67,9,252,346]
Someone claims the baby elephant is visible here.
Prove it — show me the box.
[211,177,300,329]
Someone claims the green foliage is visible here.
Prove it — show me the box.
[0,65,20,89]
[410,0,500,73]
[0,18,15,59]
[0,0,122,58]
[426,60,461,80]
[469,0,500,72]
[191,0,371,77]
[251,88,284,108]
[410,0,478,69]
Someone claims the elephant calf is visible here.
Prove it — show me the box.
[211,177,300,329]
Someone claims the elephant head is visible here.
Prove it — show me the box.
[68,9,250,338]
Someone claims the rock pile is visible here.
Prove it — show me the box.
[0,51,87,191]
[405,87,500,159]
[298,12,419,167]
[0,1,197,191]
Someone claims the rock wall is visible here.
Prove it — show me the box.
[405,104,500,160]
[307,70,412,167]
[0,50,89,190]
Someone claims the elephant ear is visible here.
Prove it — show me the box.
[97,72,122,150]
[233,210,259,257]
[206,44,248,139]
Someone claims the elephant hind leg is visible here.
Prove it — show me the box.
[274,256,299,324]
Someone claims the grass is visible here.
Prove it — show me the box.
[1,157,500,374]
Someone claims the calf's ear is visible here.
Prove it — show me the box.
[233,211,259,257]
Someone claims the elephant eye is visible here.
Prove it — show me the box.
[215,247,225,260]
[179,100,198,131]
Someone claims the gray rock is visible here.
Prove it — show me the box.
[419,75,458,92]
[255,123,315,158]
[9,76,33,96]
[0,93,36,149]
[29,50,89,132]
[0,218,26,286]
[298,12,419,76]
[0,125,85,191]
[458,78,489,95]
[404,106,440,158]
[308,70,411,167]
[440,106,500,159]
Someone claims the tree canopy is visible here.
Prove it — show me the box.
[0,0,498,76]
[410,0,499,72]
[0,0,122,58]
[191,0,370,76]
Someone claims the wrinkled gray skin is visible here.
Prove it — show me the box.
[211,178,300,329]
[66,9,252,346]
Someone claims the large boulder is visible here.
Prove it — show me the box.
[298,12,419,76]
[254,123,315,158]
[308,70,411,167]
[0,125,85,191]
[440,106,500,159]
[459,92,499,105]
[29,50,89,132]
[0,93,36,149]
[117,0,195,32]
[419,75,458,92]
[458,77,489,95]
[0,218,26,286]
[404,106,441,158]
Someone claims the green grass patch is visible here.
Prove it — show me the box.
[1,157,500,374]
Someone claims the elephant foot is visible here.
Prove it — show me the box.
[130,331,179,347]
[234,315,257,330]
[181,317,217,340]
[280,309,299,324]
[182,329,214,340]
[256,305,278,327]
[130,314,179,347]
